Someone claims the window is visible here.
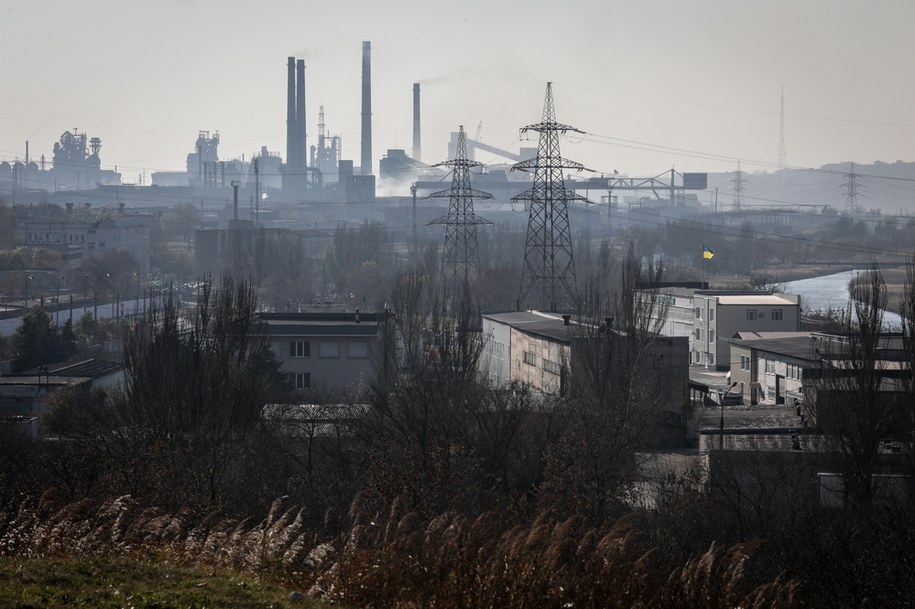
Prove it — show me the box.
[739,355,748,370]
[765,359,775,374]
[695,307,701,319]
[348,341,369,359]
[695,328,702,340]
[709,309,715,321]
[708,353,715,366]
[709,330,715,343]
[294,373,311,390]
[771,308,783,321]
[746,309,758,321]
[523,351,536,366]
[288,340,310,358]
[542,359,562,375]
[319,341,340,358]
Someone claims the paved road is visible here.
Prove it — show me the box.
[0,298,148,336]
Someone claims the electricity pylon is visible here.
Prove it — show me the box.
[731,161,747,210]
[427,125,493,310]
[843,161,860,214]
[513,82,589,312]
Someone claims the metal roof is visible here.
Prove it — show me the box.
[714,295,798,305]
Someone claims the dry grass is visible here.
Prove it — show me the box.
[0,492,323,585]
[1,491,807,609]
[318,498,805,609]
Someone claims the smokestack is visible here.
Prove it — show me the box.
[286,57,296,186]
[361,41,372,175]
[412,83,421,162]
[296,59,306,173]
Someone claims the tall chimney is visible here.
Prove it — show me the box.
[412,83,421,162]
[361,41,372,175]
[286,57,296,189]
[296,59,306,174]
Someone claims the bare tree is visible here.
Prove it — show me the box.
[115,275,287,513]
[540,243,671,522]
[809,268,908,508]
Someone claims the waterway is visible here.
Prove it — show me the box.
[782,269,903,329]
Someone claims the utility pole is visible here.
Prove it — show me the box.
[426,126,493,311]
[514,83,589,312]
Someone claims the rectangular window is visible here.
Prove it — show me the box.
[294,372,311,390]
[708,353,715,366]
[542,359,561,375]
[523,351,537,366]
[709,309,715,321]
[319,341,340,358]
[288,340,310,358]
[348,341,369,359]
[695,307,701,319]
[695,328,702,340]
[771,308,783,321]
[746,309,758,321]
[709,330,715,343]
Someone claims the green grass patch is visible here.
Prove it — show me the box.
[0,556,323,609]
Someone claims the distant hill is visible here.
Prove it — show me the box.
[706,160,915,216]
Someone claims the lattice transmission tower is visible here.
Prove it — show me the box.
[843,162,860,213]
[731,161,747,210]
[778,86,787,169]
[513,82,589,312]
[428,126,493,310]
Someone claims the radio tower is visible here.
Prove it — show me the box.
[513,83,589,312]
[843,162,860,213]
[778,86,787,169]
[731,161,747,210]
[428,126,493,310]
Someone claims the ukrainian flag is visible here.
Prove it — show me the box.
[702,245,715,260]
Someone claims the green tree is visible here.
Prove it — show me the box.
[12,306,76,371]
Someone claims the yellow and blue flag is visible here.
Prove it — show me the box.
[702,245,715,260]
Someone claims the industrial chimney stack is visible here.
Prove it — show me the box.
[286,57,296,187]
[285,56,307,194]
[412,83,421,162]
[361,41,373,175]
[296,58,306,177]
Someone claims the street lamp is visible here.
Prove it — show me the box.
[719,381,738,451]
[133,271,140,320]
[24,274,33,310]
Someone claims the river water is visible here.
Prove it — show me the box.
[783,269,903,329]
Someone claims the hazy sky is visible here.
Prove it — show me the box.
[2,0,914,185]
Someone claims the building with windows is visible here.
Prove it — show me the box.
[481,311,571,394]
[638,286,801,369]
[481,310,690,444]
[259,312,389,395]
[728,330,906,407]
[26,216,151,274]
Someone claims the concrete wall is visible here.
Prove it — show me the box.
[272,336,376,395]
[695,295,801,369]
[480,317,511,386]
[510,328,568,394]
